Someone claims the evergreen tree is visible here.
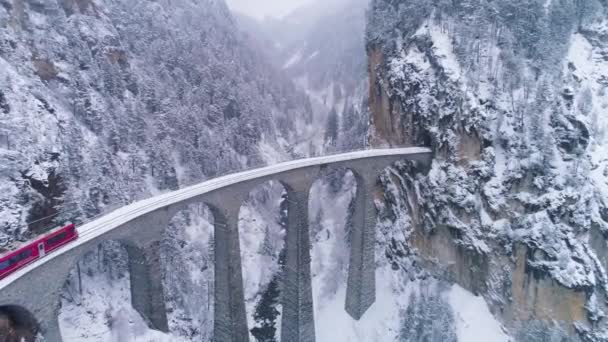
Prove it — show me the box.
[398,291,457,342]
[250,275,281,342]
[341,104,357,133]
[325,107,339,146]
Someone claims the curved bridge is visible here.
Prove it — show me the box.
[0,147,432,342]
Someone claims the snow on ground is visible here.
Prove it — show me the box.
[315,265,410,342]
[283,49,304,69]
[568,34,595,77]
[258,136,292,164]
[58,243,130,341]
[568,28,608,202]
[395,44,430,80]
[309,172,356,309]
[448,285,511,342]
[59,205,214,341]
[313,259,510,342]
[65,303,180,342]
[415,22,463,81]
[307,51,320,60]
[309,170,407,342]
[109,307,182,342]
[59,242,184,342]
[308,169,509,342]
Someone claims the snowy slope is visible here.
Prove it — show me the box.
[367,0,608,340]
[0,0,313,247]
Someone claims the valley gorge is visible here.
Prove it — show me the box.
[2,0,608,341]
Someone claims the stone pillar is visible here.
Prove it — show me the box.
[126,242,169,332]
[345,172,378,320]
[41,317,62,342]
[280,184,316,342]
[213,206,249,342]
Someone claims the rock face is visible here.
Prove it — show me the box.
[0,0,312,246]
[367,0,608,340]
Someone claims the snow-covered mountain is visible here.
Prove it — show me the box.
[4,0,608,341]
[367,0,608,340]
[0,0,312,247]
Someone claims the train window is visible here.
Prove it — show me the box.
[20,249,32,260]
[0,259,9,270]
[46,232,67,247]
[8,249,32,264]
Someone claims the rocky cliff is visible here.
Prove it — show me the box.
[368,0,608,340]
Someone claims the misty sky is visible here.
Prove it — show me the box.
[225,0,316,19]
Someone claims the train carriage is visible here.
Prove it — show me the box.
[0,224,78,280]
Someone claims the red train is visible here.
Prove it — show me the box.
[0,224,78,280]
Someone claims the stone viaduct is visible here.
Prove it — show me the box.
[0,148,432,342]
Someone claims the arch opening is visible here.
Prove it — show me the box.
[57,203,218,341]
[58,240,162,340]
[239,180,287,342]
[161,202,215,341]
[0,305,39,342]
[308,168,360,323]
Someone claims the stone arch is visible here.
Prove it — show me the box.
[305,165,379,328]
[0,305,39,342]
[55,207,179,339]
[308,167,357,286]
[240,179,287,263]
[58,238,160,339]
[318,164,381,321]
[57,201,228,341]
